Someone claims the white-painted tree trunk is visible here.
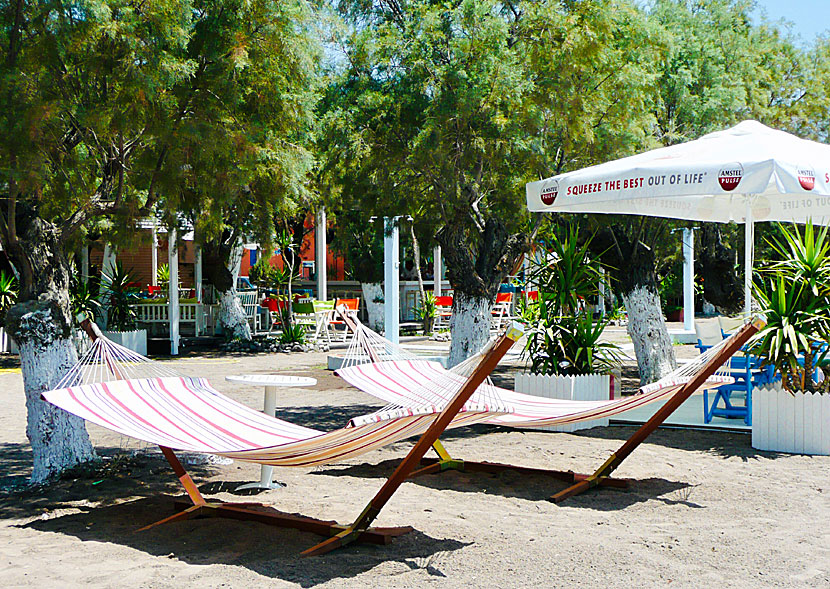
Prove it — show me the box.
[216,242,251,341]
[448,293,493,368]
[16,311,95,483]
[623,285,676,384]
[218,290,252,341]
[362,282,385,332]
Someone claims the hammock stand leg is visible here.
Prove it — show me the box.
[408,441,630,490]
[137,446,412,545]
[550,318,764,504]
[301,324,524,557]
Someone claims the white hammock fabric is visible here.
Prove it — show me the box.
[43,335,510,466]
[336,317,735,428]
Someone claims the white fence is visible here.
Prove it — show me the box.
[134,302,215,336]
[752,385,830,455]
[514,372,611,432]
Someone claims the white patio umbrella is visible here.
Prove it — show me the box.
[526,120,830,314]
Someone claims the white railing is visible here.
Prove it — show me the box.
[133,302,216,336]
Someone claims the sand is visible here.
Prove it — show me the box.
[1,345,829,588]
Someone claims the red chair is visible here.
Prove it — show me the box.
[434,296,453,330]
[491,292,514,332]
[332,298,360,341]
[147,285,161,297]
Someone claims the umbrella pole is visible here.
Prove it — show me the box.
[744,201,754,316]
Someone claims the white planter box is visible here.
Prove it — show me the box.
[514,372,611,432]
[103,329,148,356]
[752,384,830,455]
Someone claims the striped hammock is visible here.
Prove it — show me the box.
[336,315,735,428]
[42,333,510,467]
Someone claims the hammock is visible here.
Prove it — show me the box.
[38,319,520,554]
[336,313,735,428]
[44,334,510,467]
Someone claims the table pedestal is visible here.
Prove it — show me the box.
[235,386,285,492]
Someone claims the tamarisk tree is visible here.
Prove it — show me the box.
[0,0,317,481]
[320,0,660,365]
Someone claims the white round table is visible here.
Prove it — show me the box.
[225,374,317,491]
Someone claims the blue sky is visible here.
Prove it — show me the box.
[753,0,829,43]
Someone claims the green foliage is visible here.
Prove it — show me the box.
[750,221,830,393]
[528,313,625,376]
[524,225,621,375]
[319,0,661,299]
[517,295,540,326]
[156,264,171,294]
[532,224,604,317]
[279,317,306,345]
[0,271,18,326]
[102,262,139,332]
[330,211,384,283]
[417,292,437,335]
[70,280,102,325]
[249,259,278,288]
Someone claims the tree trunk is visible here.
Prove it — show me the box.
[202,236,252,340]
[437,215,527,367]
[217,289,252,340]
[3,214,95,483]
[699,224,743,315]
[591,224,677,384]
[623,285,676,384]
[447,292,492,367]
[361,282,384,332]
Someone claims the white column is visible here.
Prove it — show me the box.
[682,228,695,331]
[168,228,180,355]
[102,243,116,274]
[384,217,400,345]
[194,245,203,302]
[150,224,158,286]
[316,208,327,301]
[80,244,89,285]
[433,246,442,296]
[744,202,754,317]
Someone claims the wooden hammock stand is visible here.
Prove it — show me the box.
[336,310,763,511]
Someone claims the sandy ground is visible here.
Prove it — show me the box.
[1,339,830,588]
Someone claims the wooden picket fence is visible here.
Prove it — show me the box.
[514,372,611,432]
[752,384,830,455]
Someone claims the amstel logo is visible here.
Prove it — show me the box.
[718,163,743,192]
[797,166,815,191]
[540,181,559,205]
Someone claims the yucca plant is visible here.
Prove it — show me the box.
[417,292,437,334]
[102,262,139,332]
[0,270,18,326]
[524,224,621,376]
[750,220,830,394]
[70,280,102,324]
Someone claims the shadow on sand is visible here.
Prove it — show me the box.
[2,444,468,586]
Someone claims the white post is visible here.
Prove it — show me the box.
[598,266,606,317]
[683,227,695,332]
[168,227,180,355]
[194,245,203,302]
[433,245,442,296]
[745,202,754,317]
[316,208,327,301]
[102,243,116,274]
[80,244,89,285]
[100,244,115,329]
[150,224,158,286]
[384,217,400,345]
